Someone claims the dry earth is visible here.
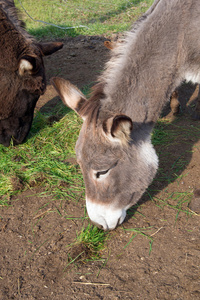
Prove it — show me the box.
[0,36,200,299]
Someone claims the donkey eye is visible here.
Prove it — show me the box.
[96,169,110,179]
[94,161,118,180]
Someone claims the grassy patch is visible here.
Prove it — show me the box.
[0,101,84,205]
[64,224,109,270]
[15,0,154,39]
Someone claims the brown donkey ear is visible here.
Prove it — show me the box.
[51,77,87,115]
[18,55,36,76]
[38,42,63,56]
[103,115,133,145]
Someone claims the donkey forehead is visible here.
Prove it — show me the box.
[75,123,122,166]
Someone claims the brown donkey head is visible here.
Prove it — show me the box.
[0,1,63,146]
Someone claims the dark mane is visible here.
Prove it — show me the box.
[79,82,106,125]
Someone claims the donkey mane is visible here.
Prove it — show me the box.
[102,0,161,93]
[78,0,161,126]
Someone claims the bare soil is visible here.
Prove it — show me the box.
[0,36,200,299]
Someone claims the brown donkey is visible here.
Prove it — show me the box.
[0,0,63,146]
[52,0,200,230]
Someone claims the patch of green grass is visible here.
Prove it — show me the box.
[152,119,176,146]
[0,101,84,205]
[77,224,108,255]
[64,224,109,270]
[15,0,154,39]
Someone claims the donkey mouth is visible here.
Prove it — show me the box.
[90,214,125,231]
[86,197,127,230]
[90,221,105,230]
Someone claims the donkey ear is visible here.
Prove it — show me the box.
[51,77,87,114]
[38,42,63,56]
[18,55,36,76]
[103,115,133,145]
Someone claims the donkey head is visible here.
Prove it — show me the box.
[0,42,63,146]
[52,77,158,230]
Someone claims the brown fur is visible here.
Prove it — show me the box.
[0,0,63,146]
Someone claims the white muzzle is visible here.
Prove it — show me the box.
[86,197,126,230]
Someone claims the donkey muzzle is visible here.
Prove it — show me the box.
[86,197,126,230]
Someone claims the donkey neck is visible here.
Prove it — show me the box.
[99,0,189,124]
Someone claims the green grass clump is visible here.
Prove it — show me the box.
[77,224,108,256]
[14,0,154,39]
[65,224,109,269]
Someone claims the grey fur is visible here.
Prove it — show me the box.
[52,0,200,229]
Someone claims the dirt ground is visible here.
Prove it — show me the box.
[0,36,200,299]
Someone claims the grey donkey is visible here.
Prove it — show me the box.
[52,0,200,230]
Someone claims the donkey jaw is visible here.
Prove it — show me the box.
[86,197,126,231]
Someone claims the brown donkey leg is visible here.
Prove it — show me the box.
[170,90,180,115]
